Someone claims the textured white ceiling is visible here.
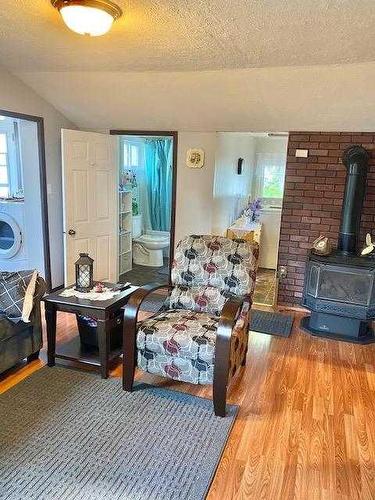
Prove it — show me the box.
[0,0,375,72]
[16,62,375,132]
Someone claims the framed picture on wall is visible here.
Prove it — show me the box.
[186,148,205,168]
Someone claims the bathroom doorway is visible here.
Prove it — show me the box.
[110,130,177,286]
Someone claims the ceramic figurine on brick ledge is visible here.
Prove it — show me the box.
[361,233,375,257]
[311,235,332,256]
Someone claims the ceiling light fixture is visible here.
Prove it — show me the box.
[51,0,122,37]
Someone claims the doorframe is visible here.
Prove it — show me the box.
[110,130,178,278]
[0,109,52,291]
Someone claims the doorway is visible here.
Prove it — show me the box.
[0,109,51,289]
[111,130,177,286]
[61,129,177,287]
[213,132,288,307]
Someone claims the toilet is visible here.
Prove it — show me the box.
[132,214,170,267]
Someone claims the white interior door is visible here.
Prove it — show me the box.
[62,129,118,286]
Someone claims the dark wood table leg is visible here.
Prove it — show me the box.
[45,303,57,367]
[97,319,110,379]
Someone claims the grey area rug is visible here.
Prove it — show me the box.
[0,367,237,500]
[141,296,293,338]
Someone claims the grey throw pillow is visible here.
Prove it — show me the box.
[0,270,35,323]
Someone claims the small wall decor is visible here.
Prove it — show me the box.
[237,158,244,175]
[186,148,205,169]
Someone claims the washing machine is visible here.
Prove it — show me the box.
[0,201,29,272]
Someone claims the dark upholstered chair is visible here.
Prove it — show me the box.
[0,277,46,375]
[122,235,259,416]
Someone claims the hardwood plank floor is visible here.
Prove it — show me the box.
[1,307,375,499]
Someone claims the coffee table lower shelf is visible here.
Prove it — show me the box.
[53,336,122,372]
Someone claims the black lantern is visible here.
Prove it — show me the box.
[75,253,94,292]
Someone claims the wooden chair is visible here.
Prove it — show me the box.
[122,235,259,416]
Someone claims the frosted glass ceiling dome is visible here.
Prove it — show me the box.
[51,0,122,37]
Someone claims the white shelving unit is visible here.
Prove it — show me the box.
[119,190,132,275]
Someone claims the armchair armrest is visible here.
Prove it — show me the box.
[215,296,245,373]
[219,296,246,331]
[122,282,172,391]
[213,295,250,416]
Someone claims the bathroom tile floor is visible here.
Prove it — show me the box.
[253,268,277,306]
[119,258,170,287]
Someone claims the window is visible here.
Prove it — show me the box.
[0,133,9,197]
[262,164,285,199]
[122,141,140,169]
[255,153,286,207]
[0,119,23,199]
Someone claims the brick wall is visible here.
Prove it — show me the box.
[277,132,375,306]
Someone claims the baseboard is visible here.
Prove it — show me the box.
[277,304,309,314]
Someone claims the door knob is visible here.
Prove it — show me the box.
[68,229,76,236]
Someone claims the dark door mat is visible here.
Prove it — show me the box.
[250,310,293,337]
[157,266,170,276]
[141,295,166,313]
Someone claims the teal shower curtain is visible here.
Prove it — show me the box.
[144,139,172,231]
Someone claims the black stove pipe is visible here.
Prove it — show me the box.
[337,145,370,255]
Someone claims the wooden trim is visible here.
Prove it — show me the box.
[110,129,178,284]
[37,119,52,292]
[277,304,309,313]
[0,109,52,292]
[111,130,178,138]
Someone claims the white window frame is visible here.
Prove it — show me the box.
[0,119,22,198]
[120,138,142,171]
[254,152,287,208]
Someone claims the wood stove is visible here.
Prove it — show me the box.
[302,145,375,343]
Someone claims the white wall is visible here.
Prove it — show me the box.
[212,133,256,235]
[17,61,375,132]
[174,132,217,245]
[259,209,282,269]
[0,65,76,288]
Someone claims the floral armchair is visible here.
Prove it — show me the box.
[122,235,259,416]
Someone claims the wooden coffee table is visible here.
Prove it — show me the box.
[43,284,137,378]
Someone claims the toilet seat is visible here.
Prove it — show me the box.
[134,234,169,250]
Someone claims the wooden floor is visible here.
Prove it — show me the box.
[1,308,375,499]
